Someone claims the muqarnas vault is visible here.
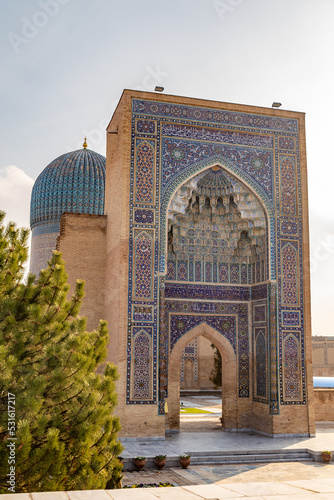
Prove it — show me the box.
[30,90,315,438]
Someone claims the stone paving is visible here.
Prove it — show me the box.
[4,398,334,499]
[122,461,334,487]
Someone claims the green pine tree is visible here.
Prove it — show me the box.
[0,212,123,493]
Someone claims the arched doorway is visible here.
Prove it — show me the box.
[166,323,237,432]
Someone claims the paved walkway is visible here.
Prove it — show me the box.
[120,396,334,459]
[5,463,334,499]
[120,427,334,459]
[4,398,334,499]
[122,461,334,488]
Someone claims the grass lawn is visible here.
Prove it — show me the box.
[180,407,212,414]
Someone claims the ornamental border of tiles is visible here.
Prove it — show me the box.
[127,98,305,411]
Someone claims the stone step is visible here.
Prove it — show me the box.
[122,450,313,470]
[189,448,308,457]
[189,453,312,465]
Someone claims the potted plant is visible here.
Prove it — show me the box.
[134,456,146,471]
[321,450,332,464]
[179,453,191,469]
[155,454,167,470]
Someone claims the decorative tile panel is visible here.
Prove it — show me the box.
[165,282,250,301]
[128,96,306,412]
[136,119,157,135]
[162,122,274,148]
[280,219,299,237]
[132,304,154,322]
[133,99,298,132]
[278,136,296,151]
[280,155,297,216]
[251,283,268,301]
[134,139,155,204]
[170,314,236,351]
[161,138,274,201]
[131,328,153,401]
[133,230,154,300]
[281,241,299,306]
[254,328,268,400]
[254,304,266,323]
[281,310,301,327]
[134,208,154,225]
[269,283,279,414]
[282,333,302,402]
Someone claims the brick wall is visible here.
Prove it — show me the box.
[57,213,107,332]
[314,389,334,421]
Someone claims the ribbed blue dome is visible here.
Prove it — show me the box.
[30,148,106,229]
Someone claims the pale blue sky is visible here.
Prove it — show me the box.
[1,0,334,335]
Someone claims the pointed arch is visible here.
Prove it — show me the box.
[167,322,237,432]
[159,156,275,279]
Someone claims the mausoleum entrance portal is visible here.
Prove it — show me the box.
[103,91,314,439]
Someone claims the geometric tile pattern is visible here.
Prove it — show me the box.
[254,328,268,399]
[254,305,266,323]
[161,138,274,200]
[282,310,301,327]
[134,208,155,224]
[136,119,157,134]
[133,99,298,132]
[170,314,237,352]
[281,242,299,306]
[280,220,299,236]
[131,328,152,400]
[278,136,296,151]
[162,123,274,148]
[135,140,155,204]
[165,282,251,301]
[30,148,106,229]
[269,283,279,414]
[282,333,302,401]
[134,230,153,299]
[30,147,106,276]
[280,156,297,216]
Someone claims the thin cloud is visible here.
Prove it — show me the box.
[0,165,34,229]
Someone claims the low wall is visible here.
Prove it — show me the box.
[314,388,334,421]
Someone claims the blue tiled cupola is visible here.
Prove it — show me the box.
[29,142,106,276]
[30,146,106,230]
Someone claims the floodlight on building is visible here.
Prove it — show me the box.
[272,102,282,108]
[155,86,164,92]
